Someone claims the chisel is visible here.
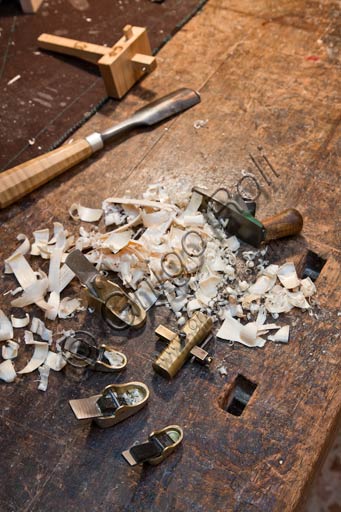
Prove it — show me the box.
[0,88,200,209]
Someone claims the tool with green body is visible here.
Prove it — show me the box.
[192,187,303,247]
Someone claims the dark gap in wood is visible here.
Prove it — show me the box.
[301,250,327,282]
[221,374,257,417]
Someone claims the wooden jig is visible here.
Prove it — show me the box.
[38,25,157,98]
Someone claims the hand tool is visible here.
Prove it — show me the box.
[122,425,183,466]
[193,187,303,247]
[38,25,156,99]
[65,249,146,330]
[154,311,213,379]
[69,381,149,428]
[59,330,127,372]
[0,88,200,209]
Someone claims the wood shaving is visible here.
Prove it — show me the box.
[11,313,30,328]
[268,325,290,343]
[0,309,14,341]
[45,351,66,371]
[31,317,53,343]
[2,340,19,360]
[58,297,84,318]
[69,203,103,222]
[18,340,49,374]
[38,364,50,391]
[277,262,301,289]
[217,313,265,347]
[1,184,318,371]
[31,229,50,256]
[0,360,16,382]
[4,234,30,273]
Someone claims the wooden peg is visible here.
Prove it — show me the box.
[131,53,157,74]
[38,25,156,99]
[123,25,134,40]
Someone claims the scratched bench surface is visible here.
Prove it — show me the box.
[0,1,340,511]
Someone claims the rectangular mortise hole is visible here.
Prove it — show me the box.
[222,374,257,417]
[302,250,327,281]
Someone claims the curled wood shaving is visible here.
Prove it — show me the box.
[31,229,50,256]
[0,360,16,382]
[11,276,49,309]
[103,196,178,211]
[45,351,66,371]
[38,364,50,391]
[11,313,30,328]
[58,297,84,318]
[277,262,300,289]
[268,325,290,343]
[18,340,49,374]
[31,317,53,343]
[216,313,265,348]
[69,203,103,222]
[0,309,14,341]
[300,277,316,297]
[4,234,30,273]
[2,340,19,360]
[4,346,20,368]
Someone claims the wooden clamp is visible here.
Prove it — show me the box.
[38,25,156,99]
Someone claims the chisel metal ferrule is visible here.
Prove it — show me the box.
[85,132,104,152]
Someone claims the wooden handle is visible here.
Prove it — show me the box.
[38,33,110,65]
[0,139,93,209]
[262,208,303,241]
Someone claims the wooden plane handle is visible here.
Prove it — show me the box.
[38,33,109,65]
[262,208,303,241]
[0,139,94,209]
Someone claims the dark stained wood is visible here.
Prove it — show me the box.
[0,1,340,511]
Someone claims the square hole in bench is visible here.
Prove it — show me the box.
[221,374,257,417]
[302,250,326,281]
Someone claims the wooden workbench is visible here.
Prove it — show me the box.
[0,1,340,511]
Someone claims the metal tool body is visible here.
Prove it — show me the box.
[0,88,200,209]
[193,187,303,247]
[59,330,127,371]
[65,250,146,329]
[154,311,213,378]
[122,425,183,466]
[69,381,149,428]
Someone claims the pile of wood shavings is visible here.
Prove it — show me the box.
[0,184,318,388]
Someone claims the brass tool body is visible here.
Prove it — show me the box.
[0,88,200,209]
[154,311,213,378]
[65,250,146,330]
[59,330,127,372]
[122,425,183,466]
[69,381,149,428]
[193,187,303,247]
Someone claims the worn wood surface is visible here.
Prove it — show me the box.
[0,1,340,511]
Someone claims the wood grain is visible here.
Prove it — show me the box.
[0,139,93,209]
[263,208,304,242]
[0,1,340,511]
[38,33,109,65]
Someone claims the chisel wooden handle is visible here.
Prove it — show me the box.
[262,208,303,241]
[0,138,96,209]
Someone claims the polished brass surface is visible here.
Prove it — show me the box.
[122,425,183,466]
[153,312,213,378]
[69,381,149,428]
[65,250,146,329]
